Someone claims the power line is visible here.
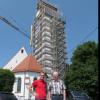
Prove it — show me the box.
[67,26,98,55]
[0,7,33,53]
[0,7,30,38]
[79,27,98,44]
[67,26,98,64]
[0,7,34,55]
[0,16,30,39]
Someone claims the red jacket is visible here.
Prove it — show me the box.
[32,79,47,99]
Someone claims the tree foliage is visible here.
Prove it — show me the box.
[0,69,15,92]
[64,41,98,100]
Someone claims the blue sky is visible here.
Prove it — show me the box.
[0,0,98,67]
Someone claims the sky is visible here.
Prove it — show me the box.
[0,0,98,68]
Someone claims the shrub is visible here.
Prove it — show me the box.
[0,69,15,92]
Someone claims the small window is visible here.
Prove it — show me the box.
[21,49,24,53]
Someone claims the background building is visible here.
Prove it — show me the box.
[30,0,67,78]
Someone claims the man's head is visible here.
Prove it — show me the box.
[52,71,59,80]
[33,77,37,81]
[39,72,45,80]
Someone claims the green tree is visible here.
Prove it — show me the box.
[64,41,98,100]
[0,69,15,92]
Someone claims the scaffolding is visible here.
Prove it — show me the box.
[31,0,67,78]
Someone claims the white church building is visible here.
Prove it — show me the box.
[3,47,42,100]
[3,47,28,71]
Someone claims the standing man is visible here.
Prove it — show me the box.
[48,71,66,100]
[29,72,47,100]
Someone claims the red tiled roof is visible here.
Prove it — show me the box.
[13,55,42,73]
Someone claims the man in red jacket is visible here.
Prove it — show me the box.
[32,72,47,100]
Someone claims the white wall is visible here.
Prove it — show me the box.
[13,72,39,100]
[3,47,28,71]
